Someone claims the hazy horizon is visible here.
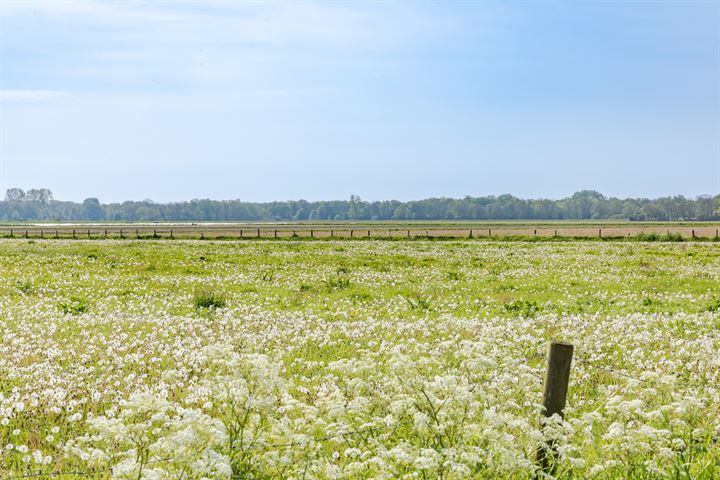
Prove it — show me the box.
[2,1,719,203]
[2,187,718,205]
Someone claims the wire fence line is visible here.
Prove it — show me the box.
[1,226,719,242]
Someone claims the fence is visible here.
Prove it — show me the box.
[1,226,720,241]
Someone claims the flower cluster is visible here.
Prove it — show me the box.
[1,240,718,478]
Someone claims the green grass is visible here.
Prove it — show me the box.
[0,239,718,478]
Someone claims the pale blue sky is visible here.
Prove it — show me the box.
[1,0,718,203]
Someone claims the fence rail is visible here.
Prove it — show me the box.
[1,226,719,241]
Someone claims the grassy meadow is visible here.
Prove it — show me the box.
[1,239,719,478]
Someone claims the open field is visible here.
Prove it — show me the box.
[1,239,719,478]
[1,221,719,241]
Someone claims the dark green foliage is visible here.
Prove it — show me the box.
[15,280,33,295]
[193,287,227,310]
[504,300,540,317]
[405,295,431,311]
[1,189,718,221]
[58,296,89,315]
[706,299,720,313]
[325,276,351,291]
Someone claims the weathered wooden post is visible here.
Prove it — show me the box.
[119,229,123,239]
[153,229,157,238]
[310,229,314,238]
[469,229,473,238]
[87,229,91,238]
[274,229,277,238]
[105,229,108,238]
[599,229,602,238]
[40,230,43,239]
[330,229,334,238]
[537,341,574,474]
[488,229,491,237]
[554,229,557,237]
[136,229,139,239]
[257,229,260,238]
[55,230,59,239]
[350,229,353,238]
[692,229,696,239]
[367,230,370,238]
[25,230,28,238]
[72,229,76,239]
[170,230,174,239]
[534,229,537,236]
[9,229,13,238]
[407,229,410,238]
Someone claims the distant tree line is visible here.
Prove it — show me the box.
[1,189,718,222]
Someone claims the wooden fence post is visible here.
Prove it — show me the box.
[25,230,28,238]
[40,230,43,239]
[537,341,574,474]
[120,229,123,239]
[350,229,353,238]
[488,229,491,237]
[274,229,277,238]
[9,229,13,238]
[72,229,76,239]
[469,229,473,238]
[55,230,59,239]
[136,229,139,239]
[367,230,370,238]
[599,229,602,238]
[257,229,260,238]
[170,230,174,239]
[692,229,696,239]
[331,230,334,237]
[87,229,91,238]
[310,229,314,238]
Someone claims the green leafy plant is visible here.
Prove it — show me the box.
[58,296,89,315]
[504,299,539,317]
[193,287,227,310]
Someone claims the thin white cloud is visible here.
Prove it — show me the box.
[257,87,342,97]
[0,0,182,24]
[0,90,65,101]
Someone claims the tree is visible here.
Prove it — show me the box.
[82,198,103,221]
[26,188,53,203]
[5,188,25,201]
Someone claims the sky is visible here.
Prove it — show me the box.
[0,1,718,203]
